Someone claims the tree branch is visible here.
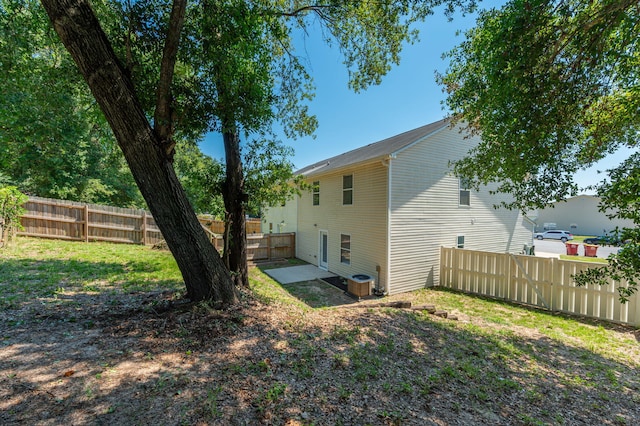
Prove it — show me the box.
[278,4,333,17]
[154,0,186,155]
[550,0,639,66]
[124,0,135,73]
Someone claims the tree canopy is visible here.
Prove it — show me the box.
[0,0,144,207]
[1,0,303,216]
[174,138,300,218]
[439,0,640,300]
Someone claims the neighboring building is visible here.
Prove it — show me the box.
[262,196,298,234]
[535,195,635,236]
[263,119,532,295]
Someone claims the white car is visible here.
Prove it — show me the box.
[534,230,574,242]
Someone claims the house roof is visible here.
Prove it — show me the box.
[297,118,451,177]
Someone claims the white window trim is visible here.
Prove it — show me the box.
[312,181,320,206]
[340,233,351,265]
[459,178,470,207]
[343,174,353,206]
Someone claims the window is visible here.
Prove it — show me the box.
[459,178,470,206]
[343,174,353,205]
[340,234,351,264]
[312,181,320,206]
[456,235,465,249]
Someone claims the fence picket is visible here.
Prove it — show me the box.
[440,246,639,326]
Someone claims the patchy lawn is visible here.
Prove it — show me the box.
[1,237,639,425]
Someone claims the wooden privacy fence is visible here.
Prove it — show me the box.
[17,197,290,261]
[199,216,262,235]
[19,196,164,245]
[440,247,640,326]
[210,232,295,262]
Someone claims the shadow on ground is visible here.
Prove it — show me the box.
[280,278,358,308]
[2,287,638,426]
[2,250,638,425]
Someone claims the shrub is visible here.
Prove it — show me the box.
[0,186,28,246]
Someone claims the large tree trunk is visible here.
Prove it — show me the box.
[222,129,249,287]
[41,0,237,304]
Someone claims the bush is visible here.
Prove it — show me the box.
[0,186,28,246]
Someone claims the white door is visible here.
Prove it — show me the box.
[319,230,328,270]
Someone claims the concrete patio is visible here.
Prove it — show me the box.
[263,264,337,284]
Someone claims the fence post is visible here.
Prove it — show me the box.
[83,205,89,242]
[450,248,457,286]
[506,251,512,300]
[550,257,558,312]
[141,211,147,245]
[266,233,271,260]
[439,247,444,286]
[291,233,295,259]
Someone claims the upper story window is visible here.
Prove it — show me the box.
[312,181,320,206]
[459,178,470,206]
[343,174,353,205]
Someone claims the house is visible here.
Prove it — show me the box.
[262,196,298,234]
[263,119,532,295]
[535,195,635,236]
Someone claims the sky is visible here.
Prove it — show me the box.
[199,1,633,195]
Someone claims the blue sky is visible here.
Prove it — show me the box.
[199,1,631,194]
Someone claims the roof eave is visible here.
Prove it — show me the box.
[298,155,391,178]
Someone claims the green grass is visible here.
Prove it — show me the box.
[404,287,638,362]
[560,254,609,263]
[249,267,310,311]
[0,237,183,308]
[2,236,639,425]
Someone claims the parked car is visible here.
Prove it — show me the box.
[534,230,574,242]
[583,236,605,245]
[583,235,625,246]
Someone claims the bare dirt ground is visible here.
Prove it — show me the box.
[1,280,639,425]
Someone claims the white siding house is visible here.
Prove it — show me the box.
[261,196,298,234]
[263,119,532,295]
[535,195,635,236]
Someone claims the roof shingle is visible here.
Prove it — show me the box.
[297,118,451,177]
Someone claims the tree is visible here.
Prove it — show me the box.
[174,138,303,272]
[439,0,640,300]
[39,0,477,303]
[40,0,238,303]
[0,0,143,207]
[243,139,305,218]
[174,139,301,219]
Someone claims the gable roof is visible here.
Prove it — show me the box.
[297,118,451,177]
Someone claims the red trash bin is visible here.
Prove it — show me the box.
[565,242,579,255]
[584,244,598,257]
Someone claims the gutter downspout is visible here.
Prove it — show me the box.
[379,154,395,296]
